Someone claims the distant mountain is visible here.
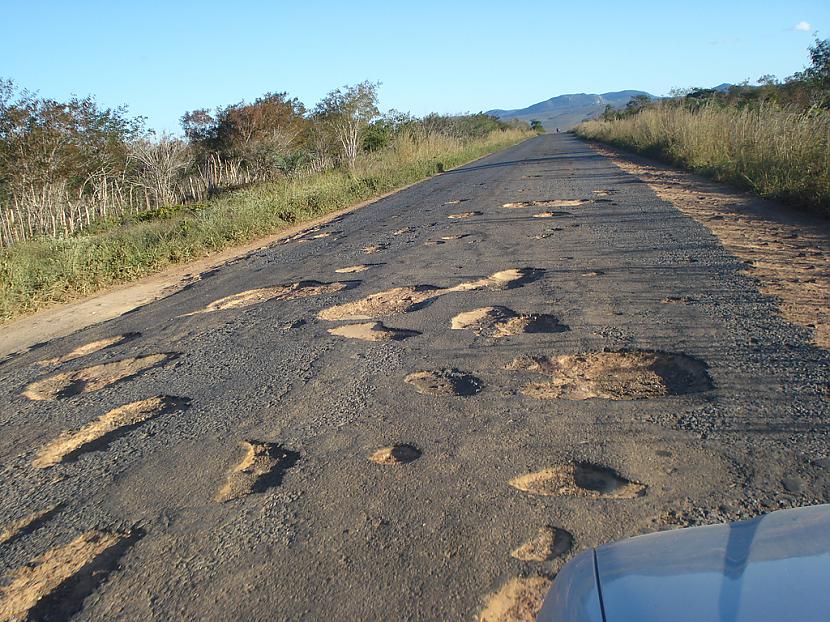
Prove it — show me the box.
[487,90,655,131]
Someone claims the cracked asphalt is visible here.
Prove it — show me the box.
[1,133,828,621]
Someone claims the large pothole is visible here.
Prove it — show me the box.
[479,577,550,622]
[507,350,712,400]
[369,444,421,465]
[22,353,178,401]
[216,441,299,503]
[38,333,140,367]
[0,529,139,622]
[510,526,573,562]
[451,306,567,338]
[405,369,483,397]
[328,322,420,342]
[509,463,646,498]
[33,396,189,468]
[187,280,353,315]
[318,268,542,321]
[502,199,588,209]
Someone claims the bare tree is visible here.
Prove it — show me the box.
[313,81,380,168]
[129,135,191,206]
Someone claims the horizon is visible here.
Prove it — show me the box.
[3,0,828,133]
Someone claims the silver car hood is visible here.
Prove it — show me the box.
[538,504,830,622]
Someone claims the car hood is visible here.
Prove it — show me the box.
[537,504,830,622]
[597,504,830,621]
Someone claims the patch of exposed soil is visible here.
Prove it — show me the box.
[0,529,138,622]
[335,265,370,274]
[502,199,587,209]
[508,350,711,400]
[369,444,421,465]
[509,463,646,499]
[186,281,351,315]
[22,353,178,401]
[33,396,189,468]
[478,577,550,622]
[404,369,483,397]
[510,526,573,562]
[216,441,299,503]
[0,504,61,545]
[37,333,140,367]
[362,244,388,254]
[327,322,420,342]
[440,234,470,241]
[448,211,482,219]
[451,306,567,338]
[594,144,830,348]
[318,268,542,321]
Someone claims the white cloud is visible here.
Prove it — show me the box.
[794,21,812,31]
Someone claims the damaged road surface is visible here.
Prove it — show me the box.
[0,133,828,622]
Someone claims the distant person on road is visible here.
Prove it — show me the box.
[556,128,560,133]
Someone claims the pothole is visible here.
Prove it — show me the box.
[393,227,412,236]
[444,199,468,205]
[661,296,691,304]
[362,244,388,254]
[335,265,370,273]
[22,353,178,401]
[0,529,139,622]
[448,211,482,219]
[581,270,604,277]
[510,526,573,562]
[318,268,542,321]
[215,441,299,503]
[507,350,712,400]
[593,189,617,196]
[33,396,190,468]
[502,199,588,209]
[509,463,646,498]
[405,369,483,396]
[451,306,568,338]
[186,281,352,315]
[327,322,420,342]
[369,444,421,465]
[0,504,61,545]
[441,234,470,241]
[38,333,140,367]
[479,577,550,622]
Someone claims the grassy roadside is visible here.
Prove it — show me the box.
[0,129,530,322]
[575,105,830,216]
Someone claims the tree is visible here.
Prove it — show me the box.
[529,119,544,133]
[313,81,380,168]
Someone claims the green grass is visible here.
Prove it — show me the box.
[0,129,530,322]
[575,104,830,215]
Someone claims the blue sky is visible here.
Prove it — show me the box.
[3,1,828,132]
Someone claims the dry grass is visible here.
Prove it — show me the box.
[576,104,830,215]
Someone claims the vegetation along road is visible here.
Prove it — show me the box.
[1,133,828,621]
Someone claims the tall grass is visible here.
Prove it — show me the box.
[0,128,529,322]
[575,103,830,214]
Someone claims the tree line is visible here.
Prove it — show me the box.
[0,80,523,246]
[600,37,830,121]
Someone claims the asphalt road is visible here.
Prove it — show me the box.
[1,133,829,621]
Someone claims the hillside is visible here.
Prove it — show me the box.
[488,90,654,130]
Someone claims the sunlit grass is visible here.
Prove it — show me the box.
[576,104,830,215]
